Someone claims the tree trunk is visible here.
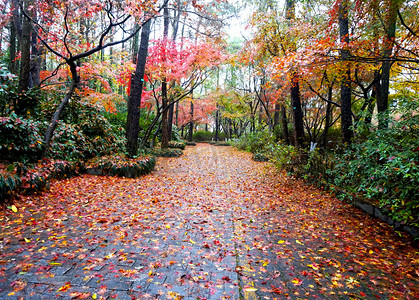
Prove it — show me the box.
[285,0,304,147]
[160,6,170,149]
[9,0,21,75]
[126,21,151,157]
[188,101,194,142]
[9,19,18,75]
[43,62,79,156]
[215,110,219,141]
[131,24,140,64]
[274,102,280,129]
[290,73,304,147]
[378,0,398,128]
[18,0,31,93]
[30,11,41,87]
[168,102,174,141]
[281,104,290,145]
[339,0,353,144]
[322,85,333,149]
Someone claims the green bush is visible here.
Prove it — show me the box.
[168,141,186,150]
[232,131,274,154]
[253,152,270,162]
[270,143,303,174]
[214,141,231,146]
[45,100,125,161]
[0,113,44,162]
[152,148,183,157]
[0,171,21,201]
[327,107,419,225]
[86,155,155,178]
[185,141,196,146]
[193,130,213,142]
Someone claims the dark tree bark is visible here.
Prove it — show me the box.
[281,104,290,145]
[339,0,353,144]
[168,102,174,141]
[30,11,41,87]
[131,24,140,64]
[322,86,333,148]
[44,61,79,155]
[215,110,220,141]
[160,6,170,149]
[188,101,194,142]
[9,20,18,75]
[9,0,21,75]
[379,0,398,128]
[126,20,152,157]
[274,102,280,129]
[18,0,32,93]
[285,0,304,147]
[290,73,305,147]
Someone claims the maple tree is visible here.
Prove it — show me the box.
[136,37,225,148]
[0,0,164,155]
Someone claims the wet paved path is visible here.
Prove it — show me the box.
[0,144,418,299]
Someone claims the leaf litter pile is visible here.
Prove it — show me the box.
[0,144,418,299]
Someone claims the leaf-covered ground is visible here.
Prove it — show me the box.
[0,144,418,299]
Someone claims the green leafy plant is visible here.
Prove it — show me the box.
[152,148,183,157]
[0,171,21,201]
[168,141,186,150]
[193,130,213,142]
[86,155,156,178]
[327,105,419,225]
[0,113,44,162]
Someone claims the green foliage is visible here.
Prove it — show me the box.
[171,124,182,142]
[45,99,125,161]
[252,152,270,162]
[270,143,302,174]
[168,141,186,150]
[0,63,15,93]
[232,131,274,154]
[0,171,21,201]
[0,113,44,162]
[185,141,196,146]
[193,130,213,142]
[152,148,183,157]
[86,155,156,178]
[0,159,81,200]
[328,111,419,226]
[214,141,231,146]
[104,110,127,136]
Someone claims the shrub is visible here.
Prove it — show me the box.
[214,141,231,146]
[193,130,213,142]
[152,148,183,157]
[327,106,419,225]
[0,113,44,162]
[86,155,155,178]
[253,152,270,162]
[168,141,186,150]
[232,131,274,154]
[185,141,196,146]
[270,143,303,174]
[45,100,125,161]
[0,171,21,201]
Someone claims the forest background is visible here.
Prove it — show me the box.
[0,0,418,231]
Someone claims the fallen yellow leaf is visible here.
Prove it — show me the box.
[11,205,18,213]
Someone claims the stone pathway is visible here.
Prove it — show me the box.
[0,144,418,299]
